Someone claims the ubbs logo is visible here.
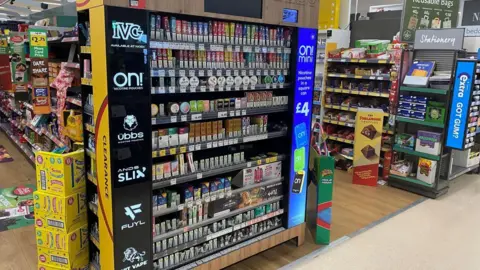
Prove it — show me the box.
[298,45,314,63]
[118,115,144,144]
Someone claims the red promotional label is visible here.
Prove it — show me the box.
[353,163,379,186]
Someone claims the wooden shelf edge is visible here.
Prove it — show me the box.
[194,223,305,270]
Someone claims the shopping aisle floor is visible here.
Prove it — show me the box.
[0,132,37,269]
[285,174,480,270]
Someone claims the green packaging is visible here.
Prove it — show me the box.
[294,147,306,172]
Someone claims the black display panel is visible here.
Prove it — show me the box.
[205,0,263,19]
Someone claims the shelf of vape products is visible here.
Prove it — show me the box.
[152,83,290,94]
[151,68,289,78]
[326,88,389,98]
[0,124,34,162]
[153,155,285,190]
[89,202,98,216]
[152,131,286,158]
[176,227,285,270]
[322,119,394,134]
[85,123,95,134]
[90,235,100,250]
[155,224,283,270]
[327,58,395,64]
[153,177,282,218]
[84,104,94,116]
[152,105,288,125]
[327,73,390,81]
[87,173,97,186]
[66,97,82,107]
[150,41,291,54]
[152,209,283,262]
[80,46,91,54]
[81,77,92,86]
[153,196,283,243]
[324,104,389,116]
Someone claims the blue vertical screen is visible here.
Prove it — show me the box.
[287,28,317,228]
[446,60,475,149]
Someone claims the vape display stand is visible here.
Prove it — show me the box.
[78,0,318,269]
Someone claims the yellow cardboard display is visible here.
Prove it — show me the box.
[37,247,89,270]
[35,222,88,255]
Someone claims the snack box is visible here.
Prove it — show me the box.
[35,150,85,197]
[416,158,437,184]
[398,101,427,112]
[37,246,89,270]
[35,223,88,255]
[397,109,426,120]
[34,191,87,232]
[395,133,415,149]
[399,95,429,104]
[415,130,442,155]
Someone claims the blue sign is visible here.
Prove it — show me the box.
[287,28,317,228]
[446,60,475,149]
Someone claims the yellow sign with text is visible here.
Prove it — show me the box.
[352,108,383,186]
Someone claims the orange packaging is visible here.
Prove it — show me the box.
[212,121,218,140]
[200,122,206,141]
[206,122,212,141]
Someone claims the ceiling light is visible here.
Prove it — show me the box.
[31,9,41,12]
[42,2,62,5]
[20,14,28,17]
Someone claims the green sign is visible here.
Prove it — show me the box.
[0,35,8,55]
[9,33,28,83]
[28,29,48,58]
[315,156,334,245]
[400,0,459,42]
[0,185,35,232]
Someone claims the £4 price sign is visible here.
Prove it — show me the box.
[296,102,310,116]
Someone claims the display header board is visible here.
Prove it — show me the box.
[446,60,475,150]
[461,1,480,37]
[414,28,464,50]
[400,0,459,42]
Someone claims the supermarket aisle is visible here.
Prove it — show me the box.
[0,132,37,270]
[285,174,480,270]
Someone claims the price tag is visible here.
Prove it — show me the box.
[247,162,252,167]
[180,86,187,93]
[177,204,184,211]
[219,87,224,92]
[219,192,225,199]
[277,47,282,53]
[226,86,232,91]
[200,86,206,92]
[209,87,215,92]
[30,31,47,47]
[233,138,239,144]
[268,47,275,53]
[198,44,205,50]
[159,86,166,94]
[196,173,203,179]
[226,70,231,76]
[206,142,212,148]
[235,46,241,52]
[283,70,288,75]
[207,70,213,77]
[270,70,275,76]
[211,195,217,201]
[249,70,254,76]
[195,144,201,151]
[168,86,175,93]
[199,70,205,77]
[263,70,269,76]
[241,70,247,76]
[229,111,235,117]
[242,110,247,116]
[159,149,167,157]
[187,201,193,208]
[179,70,186,77]
[277,70,281,75]
[210,44,224,51]
[196,200,202,206]
[272,83,277,89]
[181,115,187,122]
[244,46,252,53]
[158,70,166,77]
[224,139,229,146]
[171,116,177,123]
[227,45,232,51]
[227,190,232,197]
[216,70,222,76]
[254,47,260,53]
[262,47,268,53]
[170,178,177,185]
[233,70,239,76]
[190,86,196,92]
[218,111,228,118]
[235,86,240,91]
[256,70,261,76]
[191,114,202,121]
[236,110,241,116]
[170,148,177,155]
[218,140,224,147]
[213,141,218,147]
[189,145,195,152]
[204,196,210,202]
[229,139,234,145]
[168,70,175,77]
[180,146,187,153]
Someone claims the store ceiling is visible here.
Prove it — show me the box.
[0,0,65,20]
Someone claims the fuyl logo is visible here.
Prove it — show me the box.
[112,22,144,41]
[118,115,144,144]
[124,204,142,220]
[113,72,144,91]
[118,166,146,182]
[298,45,315,63]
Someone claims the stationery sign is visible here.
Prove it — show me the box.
[414,29,465,50]
[446,60,475,149]
[287,28,316,228]
[352,108,384,186]
[28,29,48,58]
[400,0,459,42]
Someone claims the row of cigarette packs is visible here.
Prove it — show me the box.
[152,76,286,89]
[150,15,292,47]
[151,49,290,70]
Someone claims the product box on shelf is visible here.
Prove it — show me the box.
[395,133,415,149]
[416,158,437,184]
[35,222,88,255]
[234,161,282,187]
[415,130,442,155]
[390,160,413,177]
[426,101,446,123]
[37,246,89,270]
[34,191,87,232]
[35,150,85,197]
[452,147,480,168]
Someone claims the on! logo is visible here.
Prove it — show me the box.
[113,72,144,91]
[112,21,147,49]
[122,204,145,230]
[118,166,146,182]
[121,247,147,270]
[118,115,144,144]
[298,45,315,63]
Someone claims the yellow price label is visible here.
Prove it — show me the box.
[0,38,7,47]
[170,148,177,155]
[152,151,158,158]
[180,146,187,153]
[257,160,262,165]
[269,157,277,163]
[30,31,47,47]
[159,149,166,157]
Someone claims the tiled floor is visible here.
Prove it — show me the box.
[285,174,480,270]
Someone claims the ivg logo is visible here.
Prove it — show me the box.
[112,22,144,41]
[298,45,314,63]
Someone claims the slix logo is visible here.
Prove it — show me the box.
[124,204,142,220]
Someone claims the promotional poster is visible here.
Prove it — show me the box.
[31,59,51,114]
[28,28,48,58]
[9,34,28,85]
[352,108,384,186]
